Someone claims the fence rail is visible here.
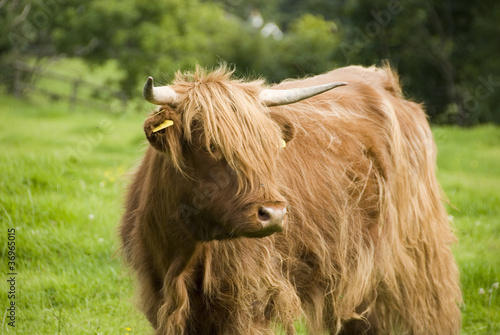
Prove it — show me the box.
[11,61,128,112]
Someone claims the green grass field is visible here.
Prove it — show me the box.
[0,92,499,334]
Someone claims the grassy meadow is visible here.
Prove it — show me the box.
[0,72,499,333]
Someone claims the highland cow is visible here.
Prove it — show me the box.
[120,65,462,334]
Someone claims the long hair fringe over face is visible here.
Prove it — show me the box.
[167,65,285,192]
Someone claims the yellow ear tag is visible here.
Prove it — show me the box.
[152,120,174,132]
[281,139,287,148]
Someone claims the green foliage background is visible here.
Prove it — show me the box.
[2,0,500,125]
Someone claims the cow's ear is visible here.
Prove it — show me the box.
[269,111,295,144]
[143,109,182,152]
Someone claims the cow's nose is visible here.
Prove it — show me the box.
[257,204,286,229]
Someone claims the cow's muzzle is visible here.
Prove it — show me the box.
[258,204,286,229]
[241,202,286,238]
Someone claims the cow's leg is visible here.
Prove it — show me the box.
[136,272,163,330]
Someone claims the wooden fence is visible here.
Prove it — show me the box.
[11,61,128,112]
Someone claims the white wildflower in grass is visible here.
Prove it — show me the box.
[493,282,499,290]
[98,237,104,243]
[478,288,486,295]
[89,214,95,220]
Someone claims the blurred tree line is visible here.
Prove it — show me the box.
[1,0,499,125]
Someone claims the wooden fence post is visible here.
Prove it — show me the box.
[13,65,22,97]
[69,78,81,111]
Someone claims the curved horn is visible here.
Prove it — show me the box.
[260,81,347,107]
[143,76,179,106]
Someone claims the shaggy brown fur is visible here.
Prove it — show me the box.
[120,65,462,334]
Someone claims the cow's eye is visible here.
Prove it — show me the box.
[203,143,218,153]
